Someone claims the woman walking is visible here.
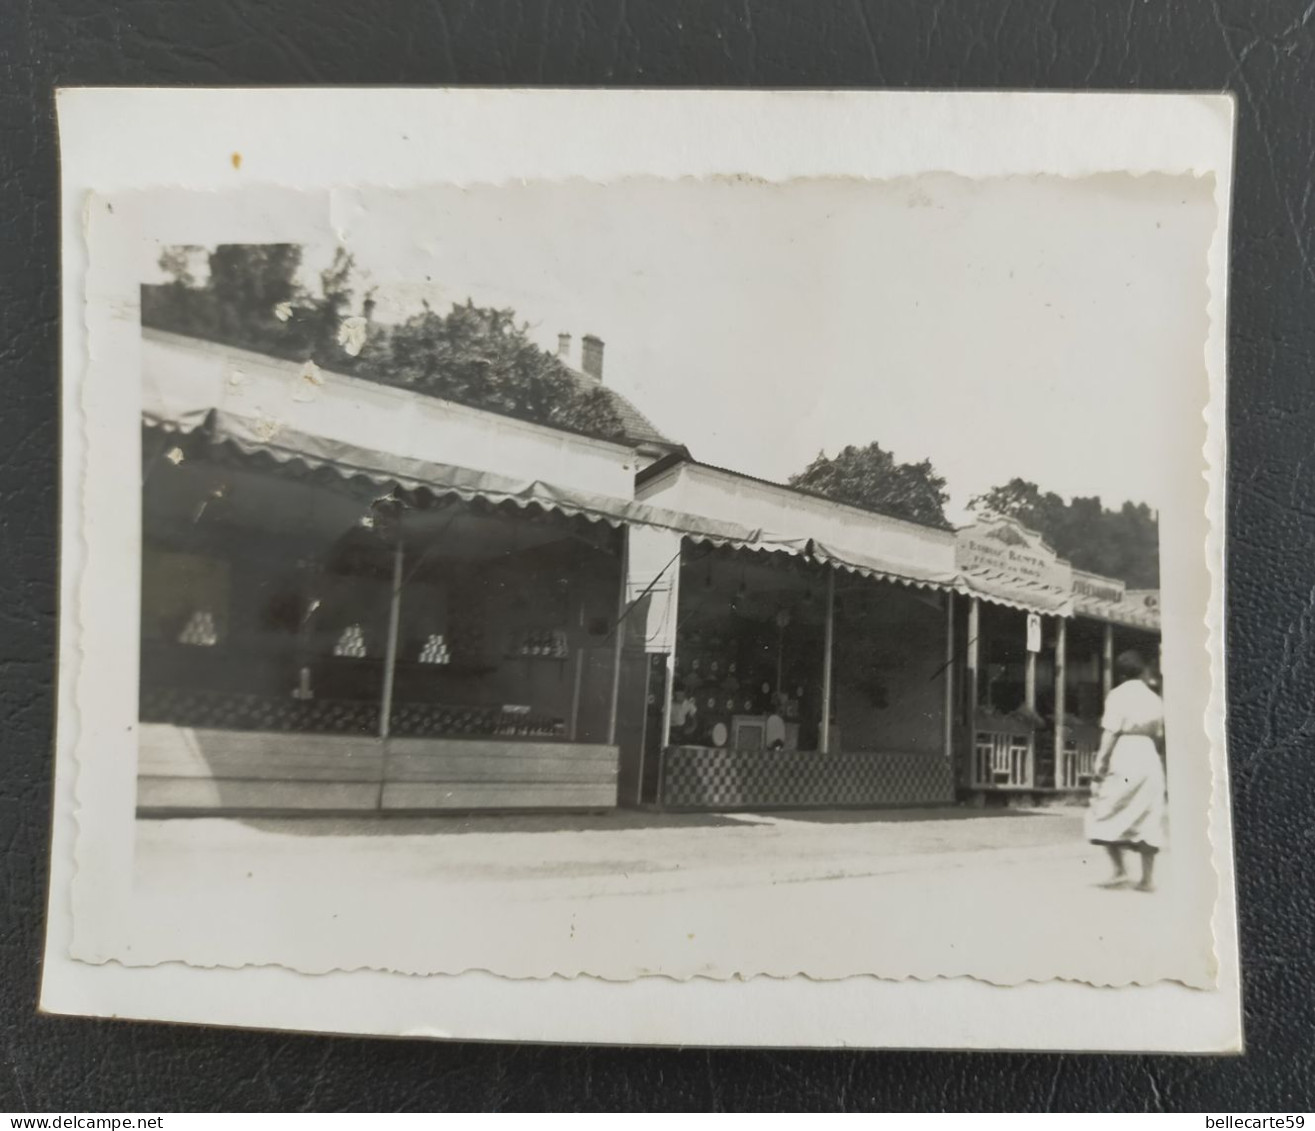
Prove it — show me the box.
[1087,649,1167,892]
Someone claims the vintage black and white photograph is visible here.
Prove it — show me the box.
[49,89,1236,1049]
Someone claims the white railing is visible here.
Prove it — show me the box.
[1060,733,1099,790]
[972,729,1033,789]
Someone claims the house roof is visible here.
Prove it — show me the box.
[561,365,675,450]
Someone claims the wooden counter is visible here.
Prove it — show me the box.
[137,723,619,815]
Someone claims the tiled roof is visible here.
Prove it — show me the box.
[562,366,674,449]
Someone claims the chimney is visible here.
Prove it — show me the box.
[581,334,604,382]
[557,332,572,361]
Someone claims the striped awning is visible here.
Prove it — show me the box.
[680,530,956,594]
[144,408,757,543]
[1073,592,1161,630]
[955,565,1075,616]
[146,410,975,600]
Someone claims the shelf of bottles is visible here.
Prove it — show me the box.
[507,627,569,660]
[675,635,802,715]
[672,630,805,748]
[146,595,569,738]
[140,686,383,735]
[140,686,567,741]
[389,703,566,740]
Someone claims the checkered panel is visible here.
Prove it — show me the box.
[659,747,955,809]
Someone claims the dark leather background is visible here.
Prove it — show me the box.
[2,0,1313,1112]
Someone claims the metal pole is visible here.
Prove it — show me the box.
[606,533,629,746]
[943,592,955,762]
[819,567,835,754]
[379,537,405,740]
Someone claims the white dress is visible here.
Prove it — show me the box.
[1084,678,1168,850]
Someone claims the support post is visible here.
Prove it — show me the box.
[660,653,675,750]
[1024,614,1038,790]
[606,533,629,746]
[967,597,981,719]
[569,649,584,742]
[657,541,682,752]
[943,591,955,762]
[379,538,404,741]
[1055,617,1068,788]
[819,567,836,754]
[1102,621,1114,700]
[966,597,981,789]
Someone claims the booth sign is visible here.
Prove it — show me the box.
[955,517,1074,613]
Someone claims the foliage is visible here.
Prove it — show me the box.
[968,477,1159,587]
[142,244,626,442]
[372,301,625,437]
[788,442,951,529]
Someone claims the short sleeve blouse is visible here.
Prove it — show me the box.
[1101,678,1165,738]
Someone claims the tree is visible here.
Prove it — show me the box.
[788,442,951,528]
[968,479,1159,587]
[157,245,203,289]
[371,301,627,437]
[142,244,627,442]
[966,478,1066,533]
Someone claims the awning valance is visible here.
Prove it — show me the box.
[1073,592,1161,630]
[680,530,956,593]
[955,566,1075,616]
[144,409,757,543]
[811,540,956,592]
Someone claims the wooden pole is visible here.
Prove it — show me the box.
[606,533,629,746]
[943,592,955,762]
[379,537,405,740]
[1055,617,1068,787]
[1102,621,1114,700]
[819,567,836,754]
[966,597,981,789]
[1024,618,1038,789]
[967,597,981,717]
[776,623,785,698]
[659,544,682,751]
[569,649,584,742]
[660,653,675,749]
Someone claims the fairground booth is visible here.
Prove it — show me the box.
[631,455,962,810]
[137,330,748,816]
[138,330,1160,817]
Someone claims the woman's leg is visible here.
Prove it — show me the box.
[1102,844,1127,883]
[1135,847,1157,892]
